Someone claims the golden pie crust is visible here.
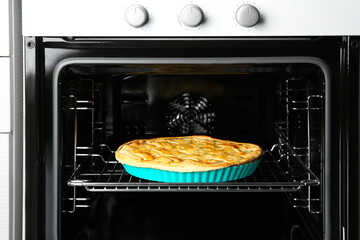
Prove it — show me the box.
[115,135,263,172]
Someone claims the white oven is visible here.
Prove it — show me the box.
[17,1,360,240]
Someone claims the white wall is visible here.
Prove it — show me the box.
[0,0,12,239]
[0,0,9,55]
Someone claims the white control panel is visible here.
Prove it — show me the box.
[22,0,360,36]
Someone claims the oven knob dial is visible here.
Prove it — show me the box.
[180,4,204,27]
[125,4,149,28]
[236,4,260,28]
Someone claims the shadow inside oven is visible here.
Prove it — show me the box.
[64,193,301,240]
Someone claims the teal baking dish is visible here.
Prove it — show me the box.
[122,156,262,183]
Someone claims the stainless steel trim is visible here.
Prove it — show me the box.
[9,0,23,239]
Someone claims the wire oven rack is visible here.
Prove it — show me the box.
[67,142,320,192]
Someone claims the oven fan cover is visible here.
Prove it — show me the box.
[166,92,216,135]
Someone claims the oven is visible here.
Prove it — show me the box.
[22,1,360,240]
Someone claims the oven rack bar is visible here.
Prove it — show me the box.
[286,187,322,214]
[277,90,324,111]
[67,142,320,193]
[276,76,323,111]
[275,121,323,214]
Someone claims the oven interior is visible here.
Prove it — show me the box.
[59,62,325,239]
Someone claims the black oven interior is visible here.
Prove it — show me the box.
[59,62,324,239]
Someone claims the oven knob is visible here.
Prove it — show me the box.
[125,4,149,28]
[236,4,260,28]
[180,4,204,27]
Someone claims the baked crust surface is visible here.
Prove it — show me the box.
[115,135,263,172]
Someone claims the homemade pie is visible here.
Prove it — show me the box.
[115,135,263,172]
